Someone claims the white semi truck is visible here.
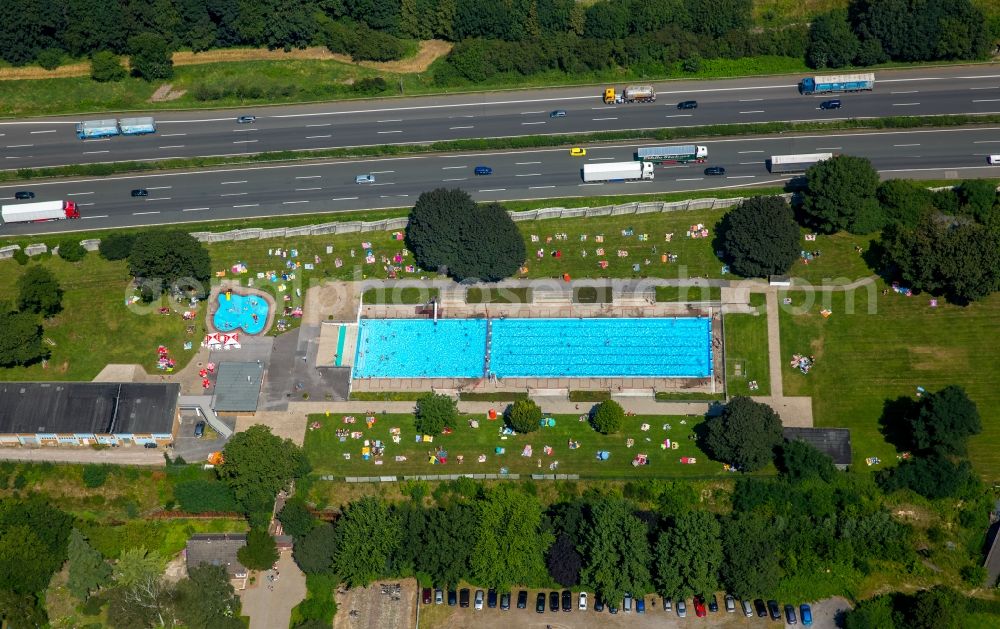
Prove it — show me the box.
[0,200,81,225]
[582,162,655,182]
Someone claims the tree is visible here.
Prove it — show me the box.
[418,503,476,587]
[843,594,900,629]
[91,50,127,81]
[505,399,541,433]
[654,510,722,600]
[129,32,173,80]
[414,392,457,436]
[907,586,967,629]
[806,9,859,68]
[237,528,278,571]
[128,230,211,294]
[334,496,401,587]
[702,396,783,472]
[293,523,337,575]
[590,399,625,434]
[719,196,800,278]
[720,511,781,597]
[0,310,48,367]
[217,424,310,516]
[57,239,86,263]
[82,463,111,488]
[471,486,552,589]
[36,47,63,70]
[67,528,111,600]
[546,533,582,587]
[113,547,163,588]
[580,499,651,604]
[777,439,837,482]
[99,232,136,259]
[0,589,48,628]
[16,265,63,316]
[909,385,981,455]
[405,188,525,282]
[802,155,883,234]
[173,479,240,513]
[174,564,242,629]
[278,496,316,539]
[877,453,980,500]
[877,179,932,227]
[956,179,997,223]
[0,525,53,594]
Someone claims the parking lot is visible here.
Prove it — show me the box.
[417,593,849,629]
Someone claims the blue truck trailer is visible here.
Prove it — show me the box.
[118,117,157,135]
[75,119,120,139]
[799,73,875,95]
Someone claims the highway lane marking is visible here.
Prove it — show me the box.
[161,133,186,137]
[972,99,1000,103]
[232,128,258,132]
[677,178,704,181]
[307,123,331,127]
[29,130,56,134]
[738,150,764,153]
[970,87,999,90]
[380,194,409,198]
[592,117,618,121]
[450,125,474,129]
[377,119,402,123]
[521,122,546,125]
[521,111,544,115]
[159,145,185,149]
[233,203,259,208]
[973,140,1000,143]
[377,130,402,134]
[332,197,358,201]
[442,166,466,169]
[727,175,756,179]
[892,102,920,106]
[665,114,692,118]
[220,192,247,197]
[82,150,110,154]
[182,208,210,212]
[479,188,506,192]
[443,178,467,181]
[296,175,321,178]
[232,139,258,144]
[147,186,172,190]
[816,147,841,150]
[370,182,394,186]
[370,170,395,174]
[220,180,247,184]
[283,200,310,204]
[739,110,765,114]
[739,98,764,102]
[515,161,541,165]
[589,157,615,161]
[6,144,32,148]
[893,143,920,147]
[295,187,321,191]
[146,197,171,201]
[740,161,765,165]
[306,135,332,139]
[76,202,95,206]
[890,90,919,94]
[68,191,94,195]
[81,214,107,218]
[529,185,555,189]
[579,183,603,186]
[133,211,160,215]
[448,115,474,119]
[515,173,541,177]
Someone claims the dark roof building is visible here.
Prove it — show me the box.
[0,382,178,445]
[185,533,250,589]
[783,427,853,469]
[211,362,264,414]
[985,501,1000,588]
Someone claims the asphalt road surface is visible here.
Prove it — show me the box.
[2,65,1000,169]
[2,125,998,235]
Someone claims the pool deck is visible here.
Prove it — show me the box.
[206,282,277,336]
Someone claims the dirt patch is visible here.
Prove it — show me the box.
[149,84,186,102]
[0,40,451,82]
[334,579,416,629]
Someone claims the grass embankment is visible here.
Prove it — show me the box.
[303,412,733,480]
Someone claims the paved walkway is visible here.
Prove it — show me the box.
[238,550,306,629]
[287,398,717,417]
[0,446,165,465]
[763,288,784,398]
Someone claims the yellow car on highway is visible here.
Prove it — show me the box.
[570,147,587,157]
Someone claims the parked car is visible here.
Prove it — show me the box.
[594,597,605,612]
[754,599,768,617]
[708,594,719,612]
[677,599,687,617]
[131,188,148,197]
[13,191,34,200]
[725,594,736,613]
[569,147,587,157]
[143,442,157,449]
[819,99,842,110]
[193,421,205,438]
[517,591,527,609]
[742,599,754,617]
[578,592,588,610]
[447,590,457,606]
[704,166,726,176]
[800,603,813,626]
[536,593,545,613]
[785,604,798,624]
[355,174,375,184]
[677,100,698,109]
[550,110,567,117]
[474,166,493,176]
[474,589,484,611]
[236,115,257,123]
[767,599,781,620]
[459,588,469,608]
[623,593,632,613]
[694,595,707,617]
[434,588,443,605]
[608,601,618,614]
[549,591,559,612]
[663,598,672,613]
[499,592,510,610]
[636,597,645,614]
[422,588,431,605]
[487,589,497,609]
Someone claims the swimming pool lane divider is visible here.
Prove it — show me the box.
[483,317,493,378]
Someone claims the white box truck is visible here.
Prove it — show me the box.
[768,153,834,174]
[582,162,654,182]
[1,200,81,224]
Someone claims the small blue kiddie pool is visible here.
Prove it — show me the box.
[213,290,269,335]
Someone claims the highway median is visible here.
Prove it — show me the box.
[6,112,1000,185]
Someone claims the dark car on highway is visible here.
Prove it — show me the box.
[549,591,559,612]
[517,591,527,609]
[535,593,545,613]
[550,110,567,117]
[14,191,34,200]
[131,188,148,197]
[237,115,257,123]
[820,99,842,110]
[677,100,698,109]
[705,166,726,176]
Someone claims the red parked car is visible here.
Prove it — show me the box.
[422,588,432,605]
[694,595,707,618]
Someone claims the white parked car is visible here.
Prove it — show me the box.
[579,591,588,610]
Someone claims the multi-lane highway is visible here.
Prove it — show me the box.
[3,66,1000,170]
[3,125,999,235]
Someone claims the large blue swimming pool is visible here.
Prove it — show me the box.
[213,292,269,335]
[353,317,712,379]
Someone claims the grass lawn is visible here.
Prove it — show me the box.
[304,412,737,480]
[0,254,203,381]
[656,285,721,302]
[779,288,1000,480]
[466,287,532,303]
[362,287,438,304]
[724,304,771,397]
